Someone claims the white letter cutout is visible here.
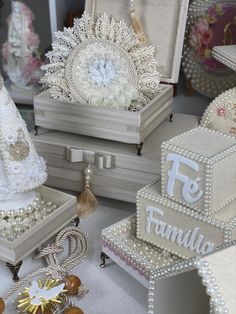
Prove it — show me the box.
[145,206,215,255]
[146,206,164,234]
[167,153,203,204]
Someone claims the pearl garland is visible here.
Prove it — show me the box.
[0,194,41,219]
[201,87,236,135]
[194,257,230,314]
[148,240,236,314]
[0,196,58,241]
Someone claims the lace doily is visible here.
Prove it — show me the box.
[201,87,236,136]
[41,13,161,111]
[0,80,47,201]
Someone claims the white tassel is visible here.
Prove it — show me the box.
[130,0,147,43]
[131,10,147,43]
[77,164,97,217]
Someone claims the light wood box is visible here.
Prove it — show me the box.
[0,186,77,264]
[32,114,198,203]
[34,0,189,145]
[34,85,172,145]
[137,181,236,259]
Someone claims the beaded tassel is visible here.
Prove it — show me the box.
[77,164,97,217]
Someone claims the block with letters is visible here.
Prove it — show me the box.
[136,181,236,258]
[161,127,236,213]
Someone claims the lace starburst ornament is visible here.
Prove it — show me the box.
[41,13,161,111]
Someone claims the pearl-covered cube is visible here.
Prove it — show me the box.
[161,127,236,213]
[136,181,236,258]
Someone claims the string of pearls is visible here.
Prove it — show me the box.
[195,258,229,314]
[201,87,236,130]
[0,195,58,241]
[102,215,180,280]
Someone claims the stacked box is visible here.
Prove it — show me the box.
[161,127,236,213]
[32,0,190,203]
[137,127,236,258]
[35,0,190,147]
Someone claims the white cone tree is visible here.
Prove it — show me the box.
[0,74,47,211]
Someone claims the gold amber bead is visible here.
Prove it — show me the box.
[0,298,5,314]
[30,307,53,314]
[64,275,81,295]
[64,307,84,314]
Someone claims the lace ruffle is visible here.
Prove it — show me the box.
[0,83,47,201]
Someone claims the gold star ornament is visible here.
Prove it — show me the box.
[18,279,67,314]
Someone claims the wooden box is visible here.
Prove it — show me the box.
[102,215,236,313]
[32,114,198,203]
[101,215,182,288]
[0,186,76,264]
[34,85,173,145]
[85,0,189,84]
[136,181,236,259]
[34,0,189,145]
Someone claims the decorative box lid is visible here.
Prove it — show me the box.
[212,45,236,72]
[163,127,236,157]
[85,0,190,84]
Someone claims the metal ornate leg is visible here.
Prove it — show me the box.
[173,83,178,97]
[71,217,80,227]
[136,143,143,156]
[6,261,23,282]
[100,252,110,268]
[34,125,39,136]
[169,113,174,122]
[185,79,195,96]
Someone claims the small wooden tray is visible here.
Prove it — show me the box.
[0,186,76,265]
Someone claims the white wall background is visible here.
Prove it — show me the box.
[0,0,209,116]
[0,0,85,75]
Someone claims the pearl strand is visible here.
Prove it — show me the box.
[0,197,58,241]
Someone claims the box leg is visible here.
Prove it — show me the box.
[34,125,39,136]
[173,83,178,97]
[71,216,80,227]
[136,143,143,156]
[185,78,195,96]
[169,113,174,122]
[100,252,110,268]
[6,261,23,282]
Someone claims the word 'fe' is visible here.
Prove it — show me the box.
[166,153,203,203]
[146,207,215,255]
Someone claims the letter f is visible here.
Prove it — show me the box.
[146,207,163,234]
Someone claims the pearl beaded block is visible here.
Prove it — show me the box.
[161,127,236,213]
[136,180,236,259]
[102,215,181,281]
